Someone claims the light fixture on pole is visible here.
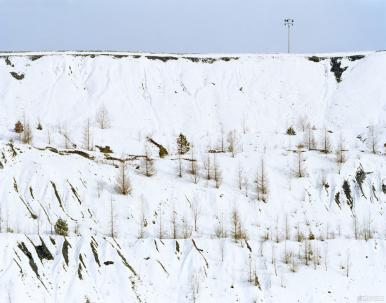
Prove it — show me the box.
[284,18,294,53]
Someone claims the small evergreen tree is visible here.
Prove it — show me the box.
[54,218,68,236]
[15,121,24,133]
[286,127,296,136]
[177,133,190,155]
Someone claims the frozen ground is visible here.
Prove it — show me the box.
[0,51,385,302]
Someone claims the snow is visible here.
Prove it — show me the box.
[0,51,385,302]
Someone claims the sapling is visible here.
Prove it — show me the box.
[95,104,111,129]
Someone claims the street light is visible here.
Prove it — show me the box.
[284,18,294,53]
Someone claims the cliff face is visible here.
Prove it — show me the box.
[0,51,385,303]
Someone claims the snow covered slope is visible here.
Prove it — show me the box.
[0,51,385,303]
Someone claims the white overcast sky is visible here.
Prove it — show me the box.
[0,0,385,53]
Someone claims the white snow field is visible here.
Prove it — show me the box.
[0,51,385,302]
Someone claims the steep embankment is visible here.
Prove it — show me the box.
[0,51,385,303]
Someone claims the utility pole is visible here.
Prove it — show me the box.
[284,18,294,53]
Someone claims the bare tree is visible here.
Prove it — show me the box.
[271,244,278,276]
[182,217,192,239]
[242,115,247,134]
[346,253,350,277]
[256,158,269,202]
[293,146,306,178]
[320,128,331,154]
[304,124,316,150]
[171,209,178,239]
[110,196,115,238]
[96,104,111,129]
[203,151,211,180]
[219,126,225,152]
[213,154,222,188]
[367,125,378,154]
[82,119,93,150]
[335,134,347,165]
[192,201,200,232]
[297,115,309,132]
[231,208,246,241]
[138,197,147,239]
[189,145,199,184]
[284,215,290,241]
[47,129,51,145]
[244,177,249,197]
[238,164,243,190]
[62,128,71,149]
[115,161,132,195]
[21,121,33,144]
[191,159,199,184]
[158,203,164,239]
[142,144,155,177]
[177,153,183,178]
[324,245,329,271]
[214,214,227,238]
[227,130,237,157]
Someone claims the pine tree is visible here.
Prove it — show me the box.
[54,218,68,236]
[14,121,24,133]
[176,133,190,155]
[286,126,296,136]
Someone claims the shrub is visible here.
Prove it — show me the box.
[15,121,24,133]
[286,127,296,136]
[54,218,68,236]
